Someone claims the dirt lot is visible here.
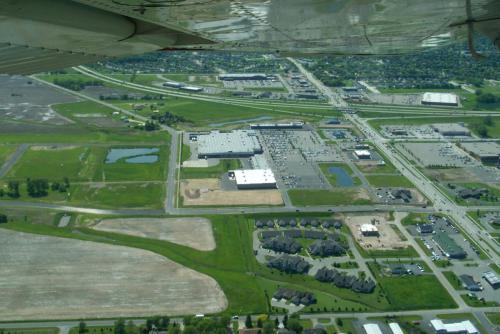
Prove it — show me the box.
[345,213,409,250]
[92,217,216,251]
[180,178,283,206]
[0,229,227,321]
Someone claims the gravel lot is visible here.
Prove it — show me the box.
[0,229,227,321]
[93,217,216,251]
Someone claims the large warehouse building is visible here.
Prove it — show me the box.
[219,73,270,81]
[460,142,500,164]
[431,123,470,137]
[197,130,262,158]
[421,92,459,107]
[233,169,277,189]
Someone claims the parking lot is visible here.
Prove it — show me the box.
[259,129,341,189]
[398,142,478,167]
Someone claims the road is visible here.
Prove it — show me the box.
[0,144,28,178]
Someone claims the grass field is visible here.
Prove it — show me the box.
[461,294,500,307]
[319,163,361,187]
[442,271,465,290]
[181,143,192,162]
[368,262,457,310]
[486,312,500,326]
[4,144,169,183]
[180,159,241,179]
[0,328,59,334]
[1,214,406,315]
[365,175,414,188]
[288,189,372,206]
[0,145,17,166]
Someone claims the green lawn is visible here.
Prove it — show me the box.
[288,189,372,206]
[0,329,59,334]
[365,175,414,188]
[4,146,92,181]
[181,143,192,162]
[461,294,500,307]
[0,145,17,166]
[486,312,500,326]
[70,182,164,209]
[4,144,169,183]
[180,159,241,179]
[369,262,457,310]
[319,163,361,187]
[442,271,465,290]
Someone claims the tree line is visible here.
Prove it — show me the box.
[0,178,70,199]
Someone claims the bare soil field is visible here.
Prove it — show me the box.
[345,213,409,250]
[0,229,227,321]
[92,217,216,251]
[180,178,283,206]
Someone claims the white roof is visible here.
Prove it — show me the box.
[430,319,478,334]
[363,324,382,334]
[355,149,371,156]
[198,130,261,156]
[361,224,378,232]
[389,323,404,334]
[422,92,459,104]
[234,169,276,185]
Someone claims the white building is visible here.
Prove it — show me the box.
[197,130,262,158]
[422,92,459,107]
[233,169,277,189]
[389,323,404,334]
[363,324,382,334]
[430,319,478,334]
[354,149,371,159]
[360,224,379,236]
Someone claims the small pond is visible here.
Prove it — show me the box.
[328,166,354,187]
[105,148,159,164]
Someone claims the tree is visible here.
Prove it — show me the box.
[336,318,343,327]
[257,318,263,329]
[114,319,126,334]
[245,315,253,329]
[484,115,494,127]
[183,326,197,334]
[78,321,88,334]
[263,321,275,334]
[0,214,7,224]
[7,181,20,198]
[282,315,288,328]
[286,319,302,334]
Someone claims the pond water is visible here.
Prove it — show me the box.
[105,148,159,164]
[125,155,159,163]
[328,166,354,187]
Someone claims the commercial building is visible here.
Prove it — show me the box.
[389,323,404,334]
[360,224,379,236]
[250,122,304,129]
[354,150,372,159]
[460,142,500,164]
[417,223,434,234]
[432,233,467,259]
[219,73,270,81]
[459,275,482,291]
[430,319,478,334]
[363,324,382,334]
[233,169,277,189]
[431,123,470,137]
[180,85,203,92]
[421,92,459,107]
[197,130,262,158]
[482,271,500,289]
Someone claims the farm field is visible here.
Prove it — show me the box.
[0,228,226,320]
[365,175,414,188]
[91,217,215,251]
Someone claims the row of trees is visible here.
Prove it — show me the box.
[53,78,103,91]
[0,178,70,199]
[76,314,311,334]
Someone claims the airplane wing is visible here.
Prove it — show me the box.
[1,0,499,74]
